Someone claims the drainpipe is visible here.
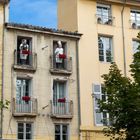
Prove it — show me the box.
[76,40,81,140]
[121,0,127,76]
[1,1,6,139]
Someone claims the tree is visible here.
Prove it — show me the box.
[0,100,10,109]
[98,33,140,140]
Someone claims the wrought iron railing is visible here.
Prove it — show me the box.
[50,100,73,117]
[130,20,140,29]
[50,55,72,72]
[96,14,114,25]
[14,50,37,70]
[13,98,38,115]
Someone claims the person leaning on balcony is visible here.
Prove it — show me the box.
[19,39,29,64]
[55,40,64,68]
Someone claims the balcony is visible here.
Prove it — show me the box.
[13,50,37,72]
[96,14,114,26]
[130,20,140,29]
[50,100,73,119]
[50,55,72,75]
[12,98,38,117]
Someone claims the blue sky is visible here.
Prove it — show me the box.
[9,0,57,28]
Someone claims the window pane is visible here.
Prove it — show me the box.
[26,124,31,133]
[55,135,60,140]
[18,123,24,132]
[63,135,68,140]
[63,125,68,134]
[55,125,60,134]
[26,133,31,139]
[95,110,102,125]
[18,133,23,139]
[98,36,112,62]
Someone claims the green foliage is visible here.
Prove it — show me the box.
[0,100,10,109]
[98,33,140,140]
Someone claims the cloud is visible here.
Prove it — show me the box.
[9,0,57,28]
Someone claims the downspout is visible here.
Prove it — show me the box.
[1,2,6,139]
[76,39,81,140]
[121,0,127,76]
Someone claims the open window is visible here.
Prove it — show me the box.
[53,40,67,69]
[16,78,32,113]
[17,36,32,65]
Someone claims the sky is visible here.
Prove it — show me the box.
[9,0,57,28]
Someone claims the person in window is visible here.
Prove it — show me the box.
[19,39,29,65]
[55,41,64,68]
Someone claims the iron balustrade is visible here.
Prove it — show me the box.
[14,50,37,70]
[96,14,114,25]
[130,20,140,29]
[50,100,73,118]
[13,98,38,116]
[50,55,72,72]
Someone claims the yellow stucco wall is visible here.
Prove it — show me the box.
[58,0,140,139]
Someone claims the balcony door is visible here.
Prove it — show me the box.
[16,78,31,113]
[53,81,68,115]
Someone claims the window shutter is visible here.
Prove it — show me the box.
[92,84,103,126]
[92,84,101,94]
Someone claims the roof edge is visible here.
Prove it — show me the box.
[5,22,82,39]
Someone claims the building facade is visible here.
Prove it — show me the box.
[0,0,9,138]
[2,22,81,140]
[58,0,140,139]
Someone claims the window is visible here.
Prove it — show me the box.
[132,40,140,54]
[131,10,140,29]
[53,40,67,69]
[18,122,32,140]
[17,36,32,65]
[93,84,109,126]
[97,3,112,25]
[16,78,31,100]
[55,124,69,140]
[16,78,32,113]
[98,36,113,62]
[53,80,67,104]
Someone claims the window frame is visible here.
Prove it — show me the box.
[55,124,69,140]
[93,84,110,126]
[17,36,32,65]
[98,36,113,63]
[130,10,140,29]
[53,80,68,103]
[96,3,112,25]
[17,122,33,140]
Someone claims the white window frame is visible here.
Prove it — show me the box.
[130,10,140,28]
[98,36,113,62]
[55,124,69,140]
[17,122,33,140]
[97,3,112,24]
[93,84,109,126]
